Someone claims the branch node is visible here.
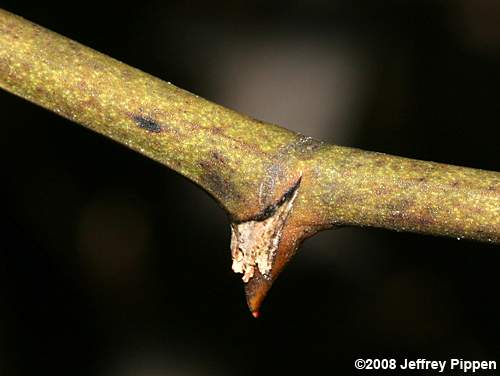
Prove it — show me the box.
[230,176,301,282]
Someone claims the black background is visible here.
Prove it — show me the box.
[1,1,499,375]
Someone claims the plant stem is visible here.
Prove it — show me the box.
[1,9,498,314]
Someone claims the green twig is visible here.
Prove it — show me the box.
[1,9,498,315]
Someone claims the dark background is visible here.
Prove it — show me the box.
[1,1,499,375]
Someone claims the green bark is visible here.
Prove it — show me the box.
[1,9,498,314]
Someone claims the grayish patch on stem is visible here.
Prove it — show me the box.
[230,183,300,282]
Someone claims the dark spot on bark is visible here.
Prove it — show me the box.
[132,115,162,133]
[451,181,459,188]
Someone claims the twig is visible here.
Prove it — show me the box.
[1,9,498,315]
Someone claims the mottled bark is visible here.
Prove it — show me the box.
[1,9,498,315]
